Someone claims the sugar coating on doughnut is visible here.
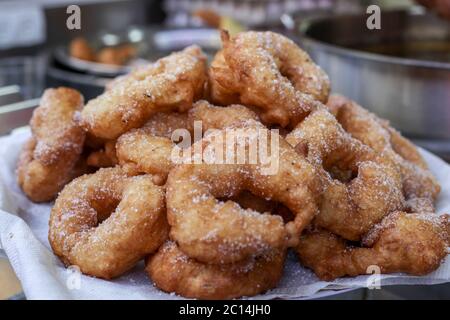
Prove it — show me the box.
[49,167,168,279]
[167,124,321,264]
[286,107,404,241]
[81,45,207,139]
[146,241,286,299]
[297,211,449,280]
[17,87,86,202]
[210,31,330,127]
[327,95,440,210]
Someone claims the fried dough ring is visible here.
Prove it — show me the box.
[327,95,440,212]
[116,133,175,185]
[166,124,321,264]
[209,31,330,127]
[80,45,207,139]
[114,105,291,267]
[189,100,260,131]
[48,167,168,279]
[286,107,404,241]
[146,241,286,299]
[296,212,449,280]
[17,87,86,202]
[142,111,192,139]
[115,100,261,184]
[86,111,191,170]
[114,110,193,183]
[142,99,260,140]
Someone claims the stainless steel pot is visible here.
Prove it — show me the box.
[283,10,450,140]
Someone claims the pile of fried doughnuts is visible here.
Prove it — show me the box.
[17,31,449,299]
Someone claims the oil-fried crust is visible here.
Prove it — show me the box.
[48,167,168,279]
[209,31,330,127]
[80,45,208,139]
[286,107,404,241]
[115,100,261,185]
[296,212,449,280]
[146,241,286,299]
[167,122,321,264]
[327,95,440,211]
[17,87,86,202]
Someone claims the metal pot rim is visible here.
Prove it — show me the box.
[296,11,450,71]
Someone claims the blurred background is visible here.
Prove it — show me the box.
[0,0,449,300]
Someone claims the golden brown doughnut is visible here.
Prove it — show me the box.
[327,95,440,212]
[80,45,207,139]
[146,241,286,299]
[17,87,86,202]
[166,123,321,264]
[286,107,404,241]
[48,167,168,279]
[209,31,330,127]
[296,212,449,280]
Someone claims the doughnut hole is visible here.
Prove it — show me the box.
[49,167,168,279]
[229,190,295,224]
